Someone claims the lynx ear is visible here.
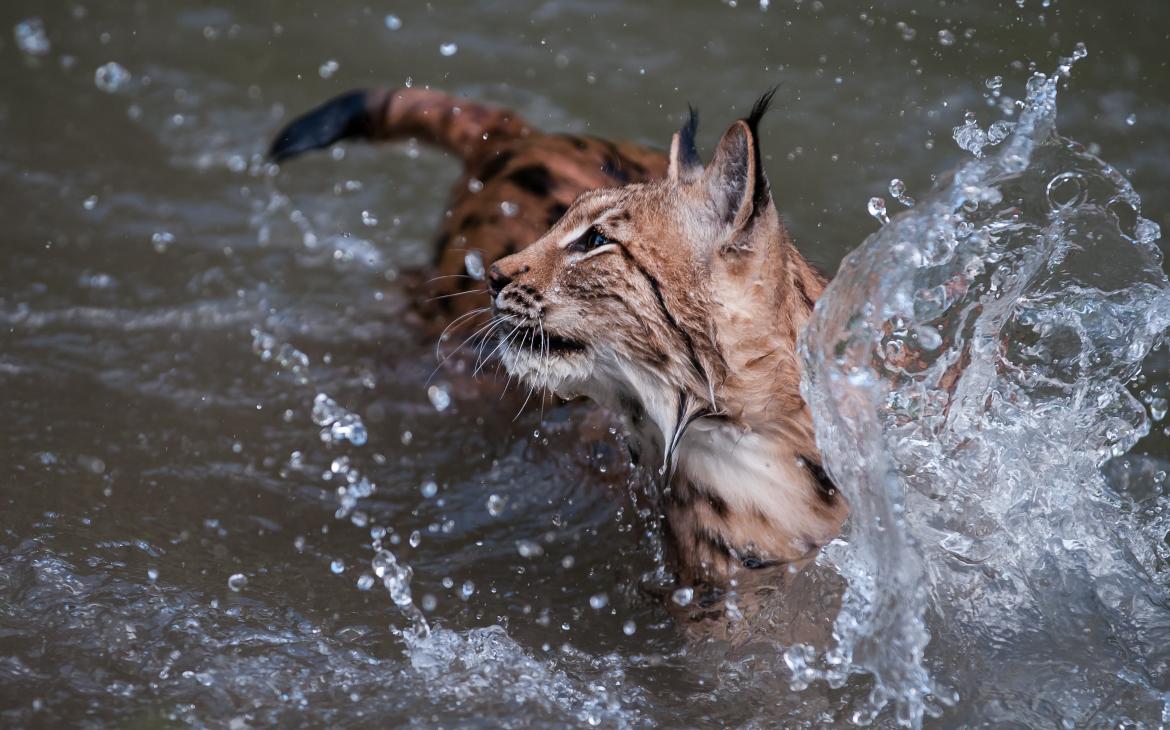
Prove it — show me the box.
[667,106,702,183]
[702,89,777,232]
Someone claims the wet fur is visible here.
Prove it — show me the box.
[488,94,848,634]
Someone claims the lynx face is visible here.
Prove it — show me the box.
[490,180,717,405]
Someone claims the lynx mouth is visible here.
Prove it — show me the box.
[505,325,587,356]
[491,313,593,393]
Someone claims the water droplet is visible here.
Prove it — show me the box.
[1125,113,1137,127]
[94,62,132,93]
[147,568,159,582]
[589,593,609,609]
[467,178,484,193]
[464,250,486,281]
[500,201,519,217]
[1072,42,1088,60]
[1150,398,1168,422]
[1046,172,1087,211]
[14,18,50,56]
[622,620,637,636]
[366,548,410,602]
[227,573,247,592]
[361,210,378,227]
[439,42,458,57]
[384,14,402,31]
[427,384,452,412]
[985,75,1004,92]
[420,480,438,498]
[384,566,414,607]
[460,580,475,600]
[671,586,695,606]
[83,195,99,211]
[409,530,421,548]
[953,116,988,157]
[937,29,955,46]
[421,593,437,611]
[372,550,396,578]
[516,539,544,558]
[896,21,916,41]
[868,197,890,225]
[318,59,339,79]
[487,494,506,516]
[888,179,915,207]
[356,574,375,591]
[330,559,345,575]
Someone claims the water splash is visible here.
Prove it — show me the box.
[311,393,368,446]
[795,61,1170,726]
[251,328,310,383]
[403,626,634,727]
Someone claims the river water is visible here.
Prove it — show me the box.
[2,1,1169,727]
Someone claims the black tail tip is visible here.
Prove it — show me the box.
[267,89,374,164]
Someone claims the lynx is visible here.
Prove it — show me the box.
[272,89,845,633]
[487,93,847,607]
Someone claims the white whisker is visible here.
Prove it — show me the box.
[475,320,525,377]
[436,306,491,360]
[428,313,511,384]
[427,288,490,304]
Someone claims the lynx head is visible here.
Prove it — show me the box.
[489,91,824,454]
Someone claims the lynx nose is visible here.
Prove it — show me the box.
[488,264,512,296]
[488,262,529,296]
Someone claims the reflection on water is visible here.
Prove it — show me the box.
[2,0,1170,727]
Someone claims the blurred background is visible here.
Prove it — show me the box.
[1,0,1168,726]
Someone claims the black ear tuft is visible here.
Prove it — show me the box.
[744,86,779,137]
[678,105,701,169]
[742,86,779,211]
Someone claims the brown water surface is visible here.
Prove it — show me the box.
[2,1,1169,726]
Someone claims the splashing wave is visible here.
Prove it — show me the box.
[795,65,1170,726]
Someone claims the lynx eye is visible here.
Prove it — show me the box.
[569,226,615,253]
